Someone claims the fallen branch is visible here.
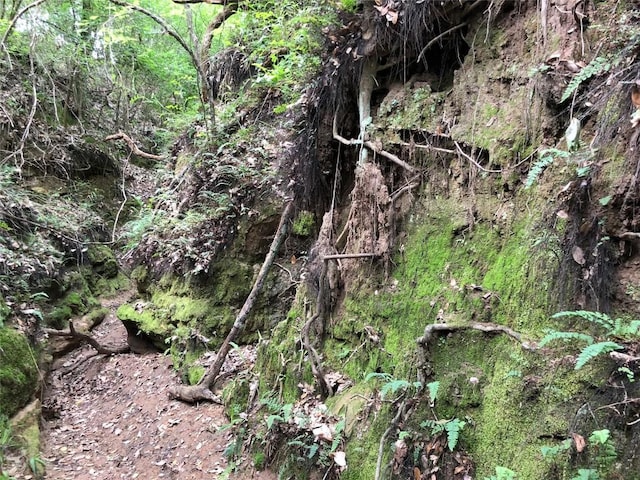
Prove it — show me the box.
[170,201,295,403]
[44,321,129,355]
[105,132,164,160]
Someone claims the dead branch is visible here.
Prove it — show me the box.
[170,201,295,403]
[374,399,410,480]
[301,261,332,399]
[105,132,164,160]
[610,351,640,364]
[332,114,416,172]
[44,321,129,355]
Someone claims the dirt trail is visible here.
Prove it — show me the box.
[41,292,275,480]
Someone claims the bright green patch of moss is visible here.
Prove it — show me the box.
[0,328,38,417]
[116,303,172,339]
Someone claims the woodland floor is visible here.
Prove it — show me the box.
[39,292,275,480]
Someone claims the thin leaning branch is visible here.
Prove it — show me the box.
[0,0,50,48]
[454,141,502,173]
[169,201,295,404]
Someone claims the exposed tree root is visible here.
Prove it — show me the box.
[332,114,415,172]
[170,201,294,404]
[105,132,164,160]
[374,398,413,480]
[44,321,130,356]
[417,321,532,348]
[417,322,534,382]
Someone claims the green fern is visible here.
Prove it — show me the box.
[525,148,571,188]
[575,341,623,370]
[539,330,594,347]
[571,469,599,480]
[551,310,614,331]
[444,418,466,451]
[560,56,614,103]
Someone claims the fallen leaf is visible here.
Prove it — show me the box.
[572,432,586,452]
[414,466,422,480]
[312,424,332,442]
[556,210,569,220]
[333,451,347,467]
[572,246,586,265]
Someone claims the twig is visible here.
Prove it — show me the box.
[374,399,408,480]
[112,152,131,243]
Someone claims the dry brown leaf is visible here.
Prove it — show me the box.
[572,432,586,453]
[455,465,466,474]
[414,466,422,480]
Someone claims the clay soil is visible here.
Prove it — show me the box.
[40,293,275,480]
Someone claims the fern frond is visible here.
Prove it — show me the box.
[444,419,466,451]
[551,310,614,331]
[613,319,640,338]
[561,56,613,103]
[575,341,623,370]
[539,330,594,347]
[525,149,571,188]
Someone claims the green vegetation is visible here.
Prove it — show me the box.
[540,310,640,369]
[0,328,38,418]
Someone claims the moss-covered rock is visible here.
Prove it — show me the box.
[0,328,38,418]
[87,244,118,278]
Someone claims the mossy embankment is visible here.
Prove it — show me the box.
[252,2,640,478]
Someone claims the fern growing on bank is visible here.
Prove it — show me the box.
[560,56,616,103]
[526,148,580,188]
[540,311,639,370]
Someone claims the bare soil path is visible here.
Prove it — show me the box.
[41,292,275,480]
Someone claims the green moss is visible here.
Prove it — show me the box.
[86,244,118,278]
[0,328,38,418]
[187,366,205,385]
[92,271,130,296]
[10,400,42,467]
[116,303,172,339]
